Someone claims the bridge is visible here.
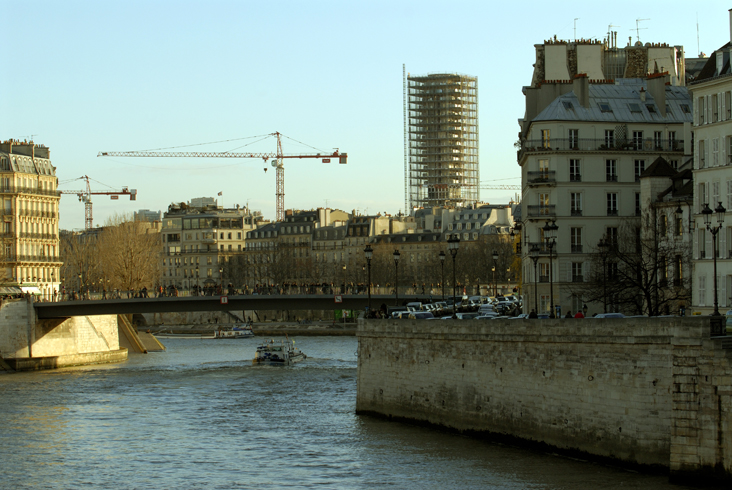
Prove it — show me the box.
[33,294,427,319]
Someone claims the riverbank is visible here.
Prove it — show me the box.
[147,321,356,337]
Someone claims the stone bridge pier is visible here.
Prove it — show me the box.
[0,297,128,371]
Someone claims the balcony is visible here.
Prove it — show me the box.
[527,170,556,185]
[606,174,618,182]
[517,138,685,161]
[569,174,582,182]
[539,275,549,283]
[571,209,582,217]
[527,205,556,219]
[0,186,61,197]
[607,209,618,216]
[5,254,62,263]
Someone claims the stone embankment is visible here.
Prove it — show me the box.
[356,317,732,485]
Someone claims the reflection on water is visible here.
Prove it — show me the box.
[0,337,697,489]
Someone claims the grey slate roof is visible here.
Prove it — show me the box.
[533,79,692,124]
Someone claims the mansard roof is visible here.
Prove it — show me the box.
[533,79,692,124]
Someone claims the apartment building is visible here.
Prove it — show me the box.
[689,24,732,314]
[0,140,61,299]
[161,201,260,289]
[518,39,692,315]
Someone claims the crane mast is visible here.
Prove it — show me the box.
[60,175,137,230]
[99,132,347,221]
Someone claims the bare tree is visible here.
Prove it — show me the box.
[568,211,691,316]
[96,214,162,292]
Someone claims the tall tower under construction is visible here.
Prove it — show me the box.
[406,72,478,211]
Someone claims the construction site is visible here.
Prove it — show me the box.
[405,72,479,211]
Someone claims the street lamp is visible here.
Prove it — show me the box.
[492,250,499,296]
[393,249,400,306]
[439,251,446,301]
[598,237,609,313]
[702,202,726,316]
[448,234,460,318]
[543,220,558,318]
[364,244,373,311]
[219,267,224,294]
[529,243,540,315]
[342,264,347,295]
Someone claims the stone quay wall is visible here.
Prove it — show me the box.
[0,298,125,370]
[356,318,732,483]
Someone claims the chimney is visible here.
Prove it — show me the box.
[646,74,669,117]
[572,74,590,108]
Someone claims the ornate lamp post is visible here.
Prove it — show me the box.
[448,234,460,318]
[393,249,400,306]
[543,220,558,318]
[364,244,373,311]
[598,237,609,313]
[702,202,726,316]
[439,251,446,301]
[492,250,499,296]
[529,243,540,315]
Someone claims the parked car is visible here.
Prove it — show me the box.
[408,312,434,320]
[593,312,625,318]
[455,312,479,320]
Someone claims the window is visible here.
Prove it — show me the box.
[670,159,679,170]
[539,263,549,283]
[676,215,683,237]
[541,129,550,149]
[633,131,644,150]
[699,182,708,213]
[635,193,641,216]
[570,193,582,216]
[699,97,705,124]
[607,193,618,215]
[713,181,720,207]
[568,129,579,149]
[675,255,683,285]
[659,256,668,286]
[681,103,691,114]
[659,214,667,235]
[606,159,617,181]
[572,262,583,282]
[538,159,549,178]
[713,138,720,166]
[608,262,618,281]
[539,193,549,214]
[699,140,706,168]
[646,104,657,114]
[654,131,662,149]
[598,102,612,112]
[562,101,574,110]
[635,160,645,182]
[728,180,732,209]
[727,92,732,119]
[728,137,732,165]
[699,275,706,306]
[713,94,719,122]
[606,227,618,247]
[605,129,615,148]
[570,227,582,253]
[668,131,677,150]
[569,159,581,182]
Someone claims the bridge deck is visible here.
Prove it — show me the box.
[33,294,426,319]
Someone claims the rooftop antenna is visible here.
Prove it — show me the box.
[607,24,620,48]
[574,18,579,40]
[634,18,650,43]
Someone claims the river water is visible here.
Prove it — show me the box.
[0,336,699,489]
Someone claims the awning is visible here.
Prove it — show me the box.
[0,286,22,294]
[20,286,41,295]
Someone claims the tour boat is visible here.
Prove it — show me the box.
[214,325,255,339]
[252,337,306,366]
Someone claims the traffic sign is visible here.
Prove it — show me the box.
[220,296,228,304]
[334,295,342,303]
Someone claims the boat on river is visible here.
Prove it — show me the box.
[252,337,306,366]
[153,331,215,339]
[214,325,255,339]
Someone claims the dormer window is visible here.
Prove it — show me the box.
[598,102,612,113]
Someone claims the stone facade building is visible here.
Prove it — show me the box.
[0,140,60,300]
[518,38,692,316]
[689,27,732,314]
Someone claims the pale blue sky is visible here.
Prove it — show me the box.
[3,0,730,230]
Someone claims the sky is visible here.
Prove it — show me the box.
[3,0,731,231]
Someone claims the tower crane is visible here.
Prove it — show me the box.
[59,176,137,230]
[98,131,347,222]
